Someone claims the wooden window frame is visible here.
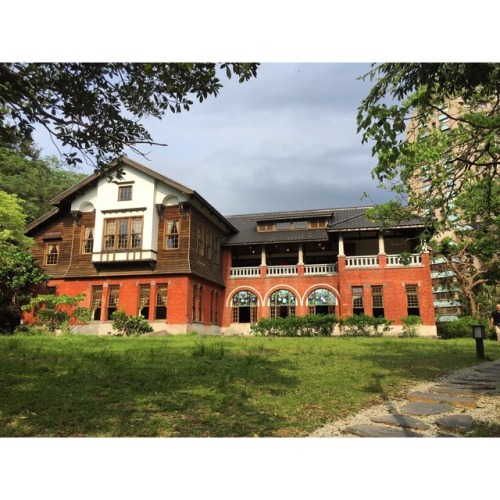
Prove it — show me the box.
[155,284,168,320]
[106,285,120,320]
[45,242,60,265]
[91,285,103,321]
[138,284,151,319]
[118,185,133,201]
[81,226,94,254]
[103,217,143,251]
[165,219,180,249]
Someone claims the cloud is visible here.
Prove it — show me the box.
[34,62,394,215]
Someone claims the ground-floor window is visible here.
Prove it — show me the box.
[210,290,219,324]
[138,284,150,319]
[406,284,420,316]
[91,285,103,320]
[155,284,168,320]
[307,288,336,315]
[192,284,203,322]
[232,290,258,323]
[270,289,296,318]
[106,285,119,320]
[371,285,384,318]
[352,286,364,315]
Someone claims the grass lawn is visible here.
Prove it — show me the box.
[1,334,499,437]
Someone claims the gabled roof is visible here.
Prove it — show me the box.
[26,156,237,234]
[223,206,424,246]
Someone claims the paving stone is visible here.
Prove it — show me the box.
[428,385,491,396]
[443,378,496,390]
[439,381,496,390]
[400,402,453,416]
[407,391,478,408]
[345,424,424,437]
[434,414,473,434]
[371,414,429,430]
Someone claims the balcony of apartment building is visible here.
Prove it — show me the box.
[229,231,425,279]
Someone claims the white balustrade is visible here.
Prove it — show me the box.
[386,254,422,266]
[345,256,379,268]
[230,267,260,277]
[267,265,298,276]
[304,263,337,275]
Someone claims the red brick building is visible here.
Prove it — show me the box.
[25,157,436,336]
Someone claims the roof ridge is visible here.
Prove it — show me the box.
[225,205,374,219]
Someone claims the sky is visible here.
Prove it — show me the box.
[33,62,396,216]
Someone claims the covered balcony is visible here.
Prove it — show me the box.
[230,242,338,278]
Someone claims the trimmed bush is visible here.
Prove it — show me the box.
[250,315,339,337]
[437,316,491,340]
[111,310,154,336]
[339,314,393,337]
[400,315,423,337]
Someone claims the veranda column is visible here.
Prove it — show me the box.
[338,233,344,256]
[378,232,386,267]
[297,243,304,276]
[260,245,267,276]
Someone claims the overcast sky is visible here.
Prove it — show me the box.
[34,62,396,216]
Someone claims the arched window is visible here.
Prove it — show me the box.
[231,290,258,323]
[269,289,296,318]
[307,288,336,315]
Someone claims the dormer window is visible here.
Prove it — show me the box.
[118,185,133,201]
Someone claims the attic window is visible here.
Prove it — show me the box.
[118,185,133,201]
[309,219,327,229]
[276,221,290,231]
[293,220,308,230]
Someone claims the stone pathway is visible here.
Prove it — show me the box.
[310,360,500,437]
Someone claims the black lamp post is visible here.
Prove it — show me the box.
[472,325,486,360]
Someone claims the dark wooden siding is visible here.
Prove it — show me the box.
[155,205,191,274]
[188,207,226,285]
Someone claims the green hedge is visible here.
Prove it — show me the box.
[339,314,393,337]
[250,315,339,337]
[437,316,493,339]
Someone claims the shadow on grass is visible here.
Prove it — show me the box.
[0,336,298,437]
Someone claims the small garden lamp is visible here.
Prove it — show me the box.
[472,324,486,359]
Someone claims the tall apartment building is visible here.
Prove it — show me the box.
[406,98,481,321]
[24,157,436,336]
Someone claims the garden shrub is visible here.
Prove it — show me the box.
[339,314,393,337]
[400,315,423,337]
[437,316,491,339]
[111,310,154,336]
[250,315,339,337]
[21,293,91,333]
[13,324,50,336]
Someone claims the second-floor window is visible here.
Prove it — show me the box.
[166,220,179,249]
[45,243,59,265]
[118,185,133,201]
[82,226,94,254]
[104,217,143,251]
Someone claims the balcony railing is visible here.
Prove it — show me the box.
[230,266,260,278]
[304,263,337,275]
[267,265,298,276]
[386,254,422,266]
[230,254,423,276]
[345,255,379,268]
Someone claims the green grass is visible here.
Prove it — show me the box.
[1,335,499,437]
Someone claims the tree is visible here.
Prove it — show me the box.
[426,177,500,317]
[0,63,259,170]
[0,148,86,223]
[357,63,500,230]
[0,190,48,332]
